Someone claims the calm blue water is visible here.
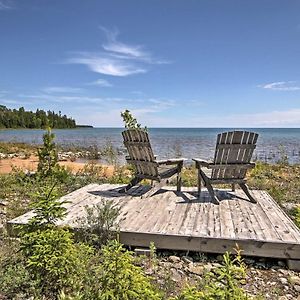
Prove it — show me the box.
[1,128,300,164]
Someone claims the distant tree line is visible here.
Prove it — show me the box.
[0,105,76,129]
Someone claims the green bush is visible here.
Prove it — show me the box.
[170,286,204,300]
[77,200,120,248]
[20,227,93,298]
[0,239,37,298]
[94,240,161,300]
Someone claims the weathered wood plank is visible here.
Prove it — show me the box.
[8,184,300,261]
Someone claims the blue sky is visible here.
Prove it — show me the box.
[1,0,300,127]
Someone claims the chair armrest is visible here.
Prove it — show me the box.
[126,155,157,160]
[156,158,187,165]
[192,158,212,168]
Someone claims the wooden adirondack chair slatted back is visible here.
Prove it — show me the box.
[122,129,159,178]
[211,131,258,180]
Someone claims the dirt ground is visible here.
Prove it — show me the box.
[0,156,115,177]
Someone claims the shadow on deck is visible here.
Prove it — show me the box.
[8,183,300,270]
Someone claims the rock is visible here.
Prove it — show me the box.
[255,262,267,269]
[294,285,300,293]
[182,256,193,264]
[216,255,223,262]
[170,268,182,282]
[211,263,222,268]
[279,277,288,285]
[204,263,213,273]
[0,152,6,159]
[278,260,286,267]
[169,255,180,263]
[244,258,255,265]
[278,296,288,300]
[279,269,290,276]
[188,265,205,276]
[145,269,154,275]
[289,275,300,285]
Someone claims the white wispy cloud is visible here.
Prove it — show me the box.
[43,86,83,93]
[101,27,147,59]
[67,26,169,76]
[67,53,146,76]
[88,79,113,87]
[260,81,300,91]
[0,0,13,10]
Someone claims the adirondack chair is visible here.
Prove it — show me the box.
[193,131,259,204]
[120,129,185,196]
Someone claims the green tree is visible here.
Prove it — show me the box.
[37,128,59,177]
[121,109,147,131]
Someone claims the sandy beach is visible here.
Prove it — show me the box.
[0,155,115,176]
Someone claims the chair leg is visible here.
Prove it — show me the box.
[200,170,219,205]
[118,177,142,193]
[176,162,183,192]
[142,179,167,198]
[177,170,182,192]
[231,184,235,192]
[239,183,257,203]
[197,168,202,197]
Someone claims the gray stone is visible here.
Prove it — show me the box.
[294,285,300,292]
[216,255,224,262]
[278,260,286,267]
[169,255,181,263]
[170,268,182,282]
[244,258,255,265]
[182,256,193,264]
[279,277,288,285]
[279,269,290,276]
[188,265,205,276]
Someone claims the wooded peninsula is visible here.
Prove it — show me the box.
[0,105,76,129]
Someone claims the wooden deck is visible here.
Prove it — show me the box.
[9,183,300,265]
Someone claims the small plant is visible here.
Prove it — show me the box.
[121,109,147,131]
[77,200,120,248]
[95,240,161,300]
[172,246,253,300]
[202,246,249,299]
[102,140,119,165]
[170,286,204,300]
[29,182,68,229]
[149,241,158,268]
[37,128,59,177]
[293,206,300,228]
[277,145,289,165]
[87,144,101,160]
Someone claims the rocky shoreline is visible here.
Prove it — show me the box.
[137,251,300,299]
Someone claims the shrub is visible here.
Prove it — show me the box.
[27,182,68,229]
[0,239,37,298]
[94,240,162,300]
[20,226,93,298]
[202,248,249,299]
[77,200,120,248]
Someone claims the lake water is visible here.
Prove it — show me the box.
[1,128,300,164]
